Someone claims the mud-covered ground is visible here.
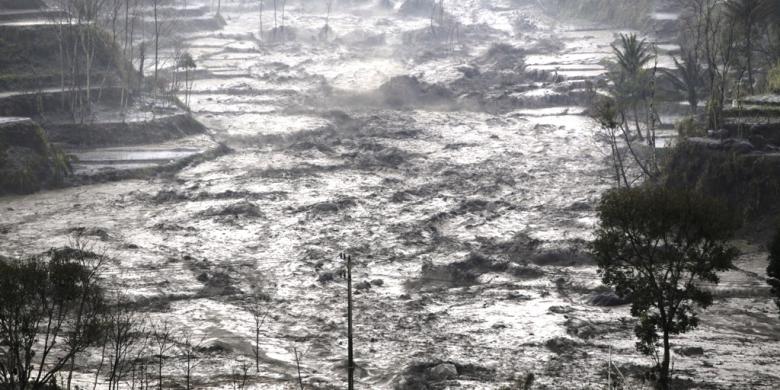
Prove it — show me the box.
[1,0,778,388]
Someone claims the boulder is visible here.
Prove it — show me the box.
[427,363,458,381]
[371,278,385,287]
[587,292,628,306]
[675,346,704,357]
[545,337,579,355]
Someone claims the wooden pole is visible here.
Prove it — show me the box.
[294,346,304,390]
[608,345,612,390]
[344,253,354,390]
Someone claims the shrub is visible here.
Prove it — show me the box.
[675,116,706,139]
[768,62,780,93]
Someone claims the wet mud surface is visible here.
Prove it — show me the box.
[1,1,778,388]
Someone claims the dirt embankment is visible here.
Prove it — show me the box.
[46,113,208,147]
[0,87,129,118]
[0,119,69,194]
[0,25,135,93]
[0,0,44,9]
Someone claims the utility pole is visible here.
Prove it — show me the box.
[293,346,304,390]
[340,253,355,390]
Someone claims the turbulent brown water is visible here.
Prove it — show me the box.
[1,1,778,388]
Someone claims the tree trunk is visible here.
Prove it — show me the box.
[255,324,260,373]
[632,105,644,141]
[66,354,76,390]
[259,1,263,41]
[281,0,286,42]
[660,330,671,390]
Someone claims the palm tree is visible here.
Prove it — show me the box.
[662,48,705,114]
[724,0,773,94]
[612,33,653,78]
[611,33,655,140]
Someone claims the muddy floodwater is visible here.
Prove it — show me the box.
[1,1,779,389]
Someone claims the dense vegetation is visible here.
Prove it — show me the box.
[592,187,739,390]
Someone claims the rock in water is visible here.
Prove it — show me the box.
[675,346,704,356]
[587,292,628,306]
[428,363,458,381]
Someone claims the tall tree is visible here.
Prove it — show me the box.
[104,300,147,390]
[258,0,264,41]
[152,320,174,390]
[676,0,739,129]
[610,33,654,141]
[593,33,661,186]
[724,0,772,94]
[591,187,739,390]
[178,52,196,109]
[663,48,705,115]
[179,330,204,390]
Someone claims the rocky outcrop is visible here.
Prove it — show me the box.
[0,118,70,194]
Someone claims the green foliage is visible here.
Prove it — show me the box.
[768,226,780,313]
[591,186,738,387]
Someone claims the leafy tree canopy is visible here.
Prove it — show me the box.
[591,186,739,388]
